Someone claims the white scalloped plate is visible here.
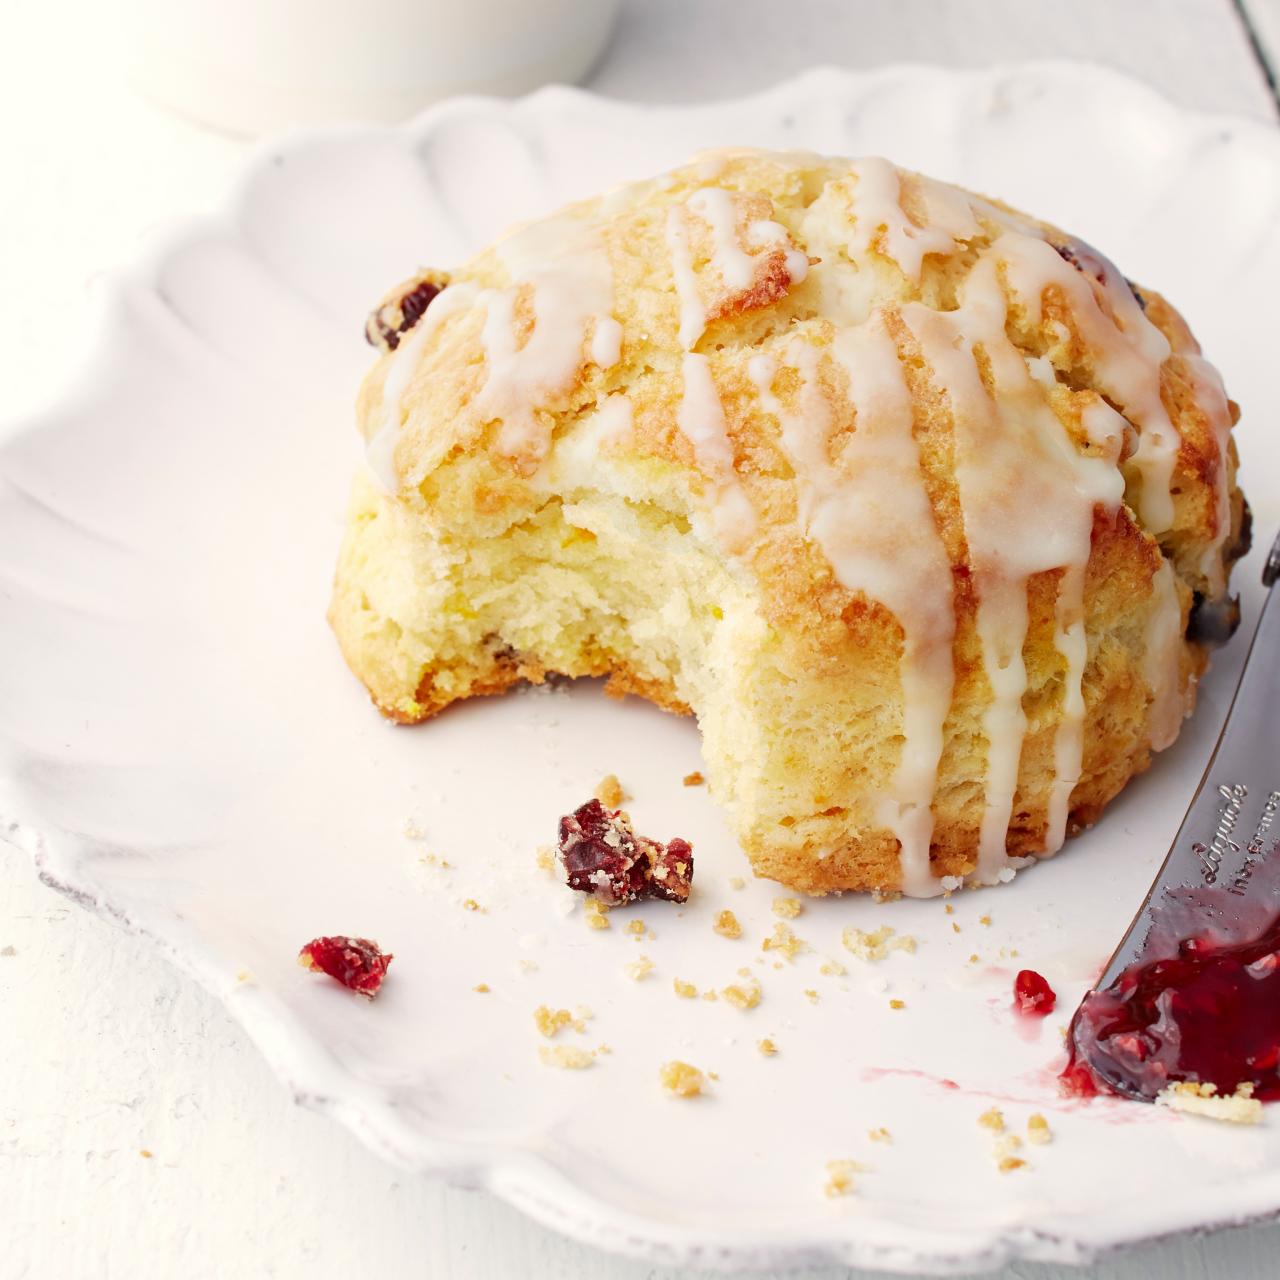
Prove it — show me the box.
[3,63,1279,1274]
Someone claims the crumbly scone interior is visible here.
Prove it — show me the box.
[329,149,1247,896]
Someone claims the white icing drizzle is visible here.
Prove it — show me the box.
[997,233,1178,534]
[590,317,624,370]
[665,206,707,349]
[365,281,480,492]
[667,190,807,352]
[1045,561,1088,852]
[688,188,757,289]
[748,218,810,284]
[1079,395,1131,458]
[1181,353,1235,595]
[677,353,756,551]
[749,322,956,896]
[475,214,621,471]
[848,157,981,282]
[589,392,634,447]
[903,251,1123,885]
[1143,558,1186,751]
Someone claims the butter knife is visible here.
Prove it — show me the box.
[1066,527,1280,1098]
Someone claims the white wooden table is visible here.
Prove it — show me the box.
[4,2,1280,1276]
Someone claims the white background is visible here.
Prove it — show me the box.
[4,2,1280,1276]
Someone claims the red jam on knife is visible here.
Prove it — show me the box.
[1063,855,1280,1102]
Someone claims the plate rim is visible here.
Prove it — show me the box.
[4,58,1280,1273]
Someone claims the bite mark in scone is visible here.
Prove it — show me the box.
[328,148,1248,897]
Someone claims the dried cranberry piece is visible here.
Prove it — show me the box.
[365,273,448,352]
[1186,590,1242,648]
[299,935,392,998]
[1013,968,1057,1016]
[558,799,649,905]
[557,800,694,905]
[646,836,694,904]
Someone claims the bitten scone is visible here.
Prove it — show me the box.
[329,149,1248,897]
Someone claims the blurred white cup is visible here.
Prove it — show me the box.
[128,0,622,136]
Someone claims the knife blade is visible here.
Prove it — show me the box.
[1064,529,1280,1100]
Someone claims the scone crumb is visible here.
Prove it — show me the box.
[819,958,848,977]
[757,1037,778,1056]
[978,1107,1005,1132]
[1027,1113,1052,1145]
[683,771,705,787]
[625,918,648,937]
[1156,1081,1263,1124]
[805,988,820,1004]
[872,888,902,904]
[139,1149,153,1159]
[772,896,803,919]
[721,980,762,1010]
[673,978,698,999]
[944,904,955,915]
[702,989,719,1002]
[728,876,746,890]
[594,774,627,808]
[951,922,962,934]
[761,922,808,962]
[968,953,981,964]
[535,845,556,873]
[659,1060,705,1097]
[888,998,905,1010]
[584,900,611,930]
[868,1127,892,1144]
[841,926,917,962]
[979,914,992,927]
[993,1135,1024,1170]
[713,909,743,939]
[533,1006,575,1038]
[823,1159,868,1198]
[461,898,483,912]
[539,1045,594,1070]
[473,983,490,994]
[625,954,655,981]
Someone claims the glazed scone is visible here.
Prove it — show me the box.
[329,149,1248,897]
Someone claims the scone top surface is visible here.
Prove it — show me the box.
[334,148,1246,897]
